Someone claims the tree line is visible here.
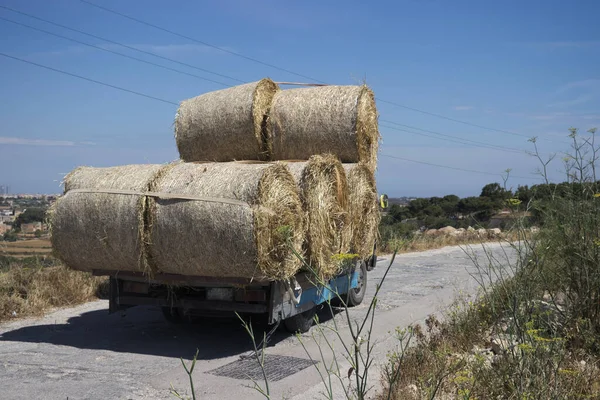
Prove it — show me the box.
[381,180,594,235]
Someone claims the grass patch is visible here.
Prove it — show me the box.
[1,239,52,249]
[0,258,108,323]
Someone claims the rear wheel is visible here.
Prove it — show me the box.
[347,261,367,307]
[284,307,316,333]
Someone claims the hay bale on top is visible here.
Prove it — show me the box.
[268,85,380,172]
[50,164,164,273]
[285,154,351,279]
[343,163,380,260]
[149,162,304,280]
[175,79,279,162]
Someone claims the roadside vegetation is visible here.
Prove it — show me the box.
[0,256,108,323]
[380,128,600,399]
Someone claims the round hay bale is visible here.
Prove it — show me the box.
[175,79,279,162]
[148,162,304,280]
[342,163,380,259]
[50,164,165,274]
[285,155,351,279]
[268,85,380,172]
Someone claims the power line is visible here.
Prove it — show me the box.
[376,99,536,139]
[380,120,526,154]
[0,52,545,183]
[3,2,559,178]
[0,4,244,84]
[78,0,325,84]
[6,3,541,154]
[380,124,522,154]
[0,16,231,87]
[379,153,542,180]
[0,52,179,106]
[77,0,554,144]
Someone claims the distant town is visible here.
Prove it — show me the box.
[1,190,59,241]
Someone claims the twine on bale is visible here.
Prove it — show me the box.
[268,85,380,172]
[50,164,165,275]
[51,162,305,280]
[285,154,352,279]
[343,163,380,259]
[147,162,305,280]
[175,78,279,162]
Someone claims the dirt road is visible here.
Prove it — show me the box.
[0,243,517,399]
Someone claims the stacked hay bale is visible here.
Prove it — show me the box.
[267,85,379,172]
[51,162,305,280]
[50,164,164,274]
[148,162,304,280]
[52,79,380,281]
[175,79,278,162]
[285,155,352,279]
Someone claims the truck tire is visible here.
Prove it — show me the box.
[347,261,367,307]
[367,242,377,271]
[161,306,183,323]
[284,307,316,333]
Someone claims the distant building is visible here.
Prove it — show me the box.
[0,215,14,223]
[21,222,43,234]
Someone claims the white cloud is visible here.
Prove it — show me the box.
[513,41,600,50]
[545,80,600,109]
[542,41,600,49]
[555,79,600,94]
[548,94,595,108]
[0,137,94,146]
[453,105,474,111]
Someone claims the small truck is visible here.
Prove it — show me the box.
[99,247,376,333]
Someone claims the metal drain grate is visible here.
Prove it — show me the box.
[208,354,316,382]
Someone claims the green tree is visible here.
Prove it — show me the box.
[480,182,512,201]
[388,204,412,222]
[440,195,460,215]
[14,207,47,228]
[515,185,533,204]
[3,230,17,242]
[408,198,430,217]
[423,204,444,217]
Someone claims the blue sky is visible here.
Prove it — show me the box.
[1,0,599,197]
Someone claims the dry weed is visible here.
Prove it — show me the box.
[0,261,107,322]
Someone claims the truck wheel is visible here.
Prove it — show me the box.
[284,307,316,333]
[367,243,377,271]
[347,261,367,307]
[161,307,183,323]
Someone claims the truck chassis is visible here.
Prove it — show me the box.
[99,253,375,333]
